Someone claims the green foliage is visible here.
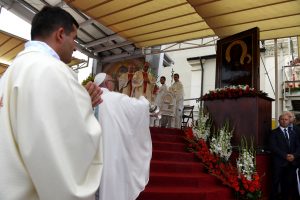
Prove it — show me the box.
[82,74,94,86]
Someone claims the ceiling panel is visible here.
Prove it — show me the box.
[0,30,25,64]
[118,13,202,37]
[66,0,211,48]
[129,22,209,42]
[137,29,215,47]
[0,63,9,75]
[189,0,300,40]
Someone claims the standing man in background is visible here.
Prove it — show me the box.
[169,73,184,128]
[269,113,300,200]
[284,111,300,137]
[0,6,103,200]
[155,76,169,127]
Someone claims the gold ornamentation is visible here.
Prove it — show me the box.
[225,40,252,65]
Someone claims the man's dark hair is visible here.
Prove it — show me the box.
[174,73,179,78]
[31,6,79,40]
[160,76,166,81]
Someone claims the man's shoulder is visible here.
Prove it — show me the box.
[16,48,63,68]
[271,127,281,134]
[293,125,300,133]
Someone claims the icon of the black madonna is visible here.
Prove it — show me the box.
[216,27,260,90]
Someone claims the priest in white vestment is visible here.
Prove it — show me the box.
[154,76,169,127]
[94,73,152,200]
[169,73,184,128]
[0,6,103,200]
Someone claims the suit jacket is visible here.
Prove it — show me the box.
[269,127,300,167]
[291,124,300,136]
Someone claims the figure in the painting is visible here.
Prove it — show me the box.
[132,62,156,102]
[221,39,253,86]
[118,65,135,96]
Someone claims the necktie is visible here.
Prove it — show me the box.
[284,128,290,144]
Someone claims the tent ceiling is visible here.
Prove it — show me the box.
[0,62,9,75]
[65,0,214,48]
[0,0,299,67]
[0,30,25,65]
[188,0,300,40]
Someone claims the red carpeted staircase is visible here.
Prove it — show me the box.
[137,127,235,200]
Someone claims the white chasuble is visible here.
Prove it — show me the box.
[169,81,184,128]
[96,88,152,200]
[0,45,103,200]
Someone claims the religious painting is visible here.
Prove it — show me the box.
[215,27,260,90]
[102,57,145,91]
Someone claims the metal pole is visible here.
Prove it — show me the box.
[200,57,204,108]
[274,38,279,127]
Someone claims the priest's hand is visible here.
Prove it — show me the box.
[286,154,295,162]
[85,81,103,107]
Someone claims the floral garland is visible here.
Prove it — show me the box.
[201,85,268,101]
[184,118,262,200]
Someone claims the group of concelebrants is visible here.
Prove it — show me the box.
[0,6,152,200]
[0,5,185,200]
[117,63,185,129]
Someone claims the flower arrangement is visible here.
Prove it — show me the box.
[184,117,262,200]
[210,122,233,161]
[236,138,262,199]
[201,85,267,101]
[192,108,211,141]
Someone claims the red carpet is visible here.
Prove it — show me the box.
[137,127,235,200]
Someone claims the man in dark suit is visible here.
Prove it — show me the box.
[285,111,300,139]
[269,113,300,200]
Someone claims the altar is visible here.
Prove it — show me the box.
[204,96,273,149]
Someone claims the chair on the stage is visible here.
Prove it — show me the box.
[181,105,194,129]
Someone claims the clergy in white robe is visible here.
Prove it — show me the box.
[155,76,169,127]
[169,73,184,128]
[0,6,103,199]
[94,74,152,200]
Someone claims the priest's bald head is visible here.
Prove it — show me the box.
[94,73,115,91]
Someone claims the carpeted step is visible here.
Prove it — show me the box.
[147,172,222,188]
[151,133,185,143]
[152,150,196,162]
[152,141,186,152]
[137,127,235,200]
[150,160,205,173]
[137,186,235,200]
[150,127,184,135]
